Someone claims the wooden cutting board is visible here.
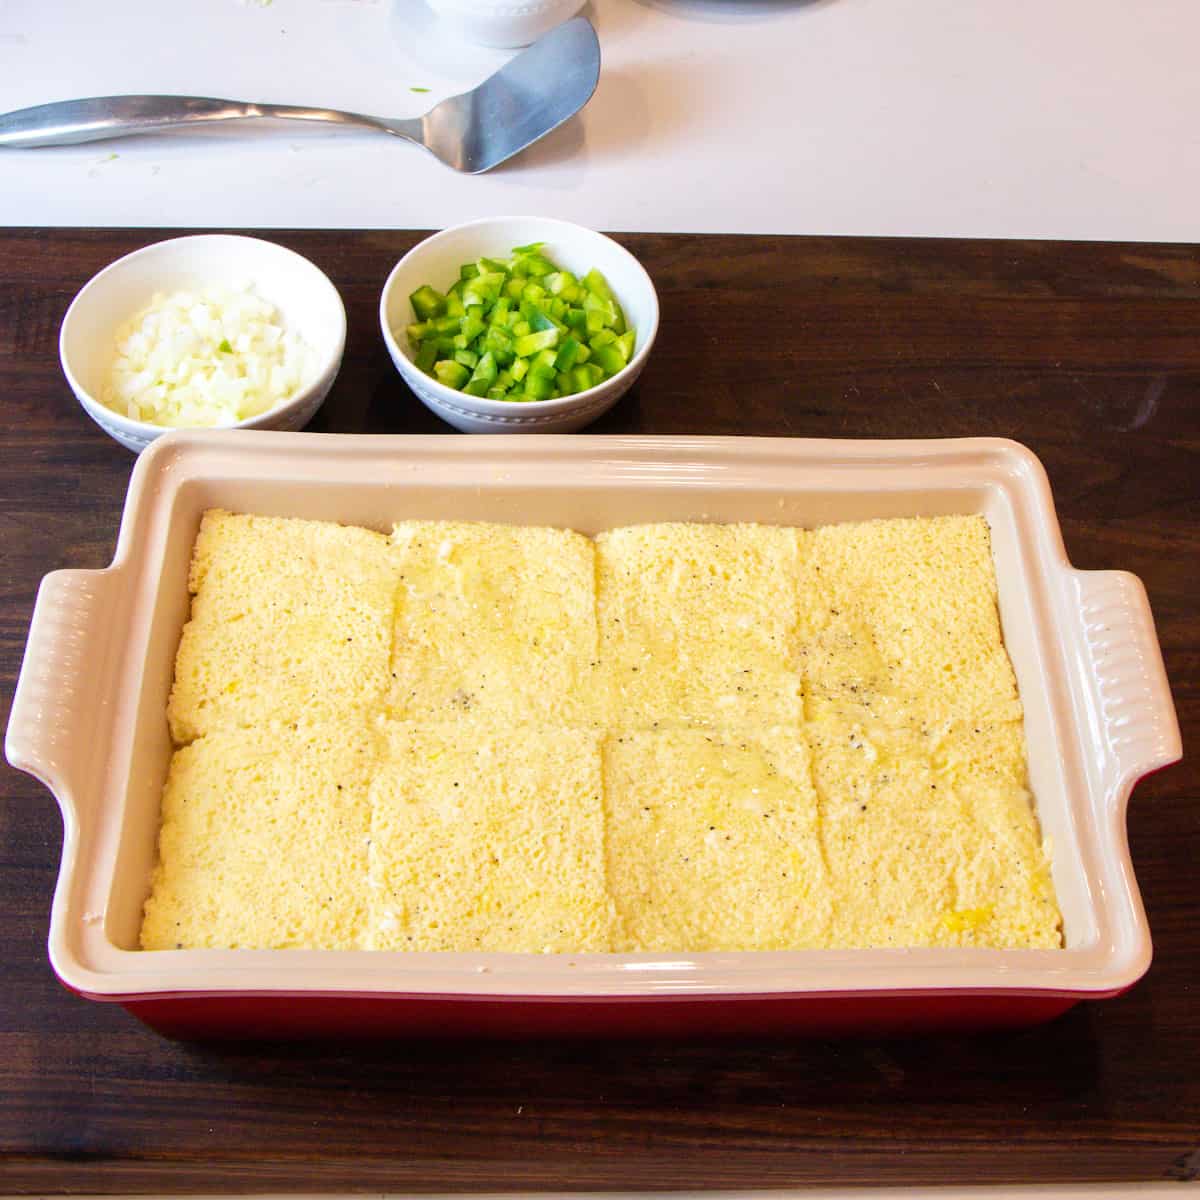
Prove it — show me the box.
[0,229,1196,1191]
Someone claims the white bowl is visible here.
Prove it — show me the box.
[379,217,659,434]
[60,235,347,453]
[425,0,584,48]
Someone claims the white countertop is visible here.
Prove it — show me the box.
[2,0,1198,239]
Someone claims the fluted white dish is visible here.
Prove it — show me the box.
[424,0,585,48]
[380,216,658,434]
[60,235,346,453]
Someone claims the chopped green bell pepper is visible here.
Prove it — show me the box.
[409,285,445,321]
[433,359,469,389]
[401,243,638,402]
[514,328,559,357]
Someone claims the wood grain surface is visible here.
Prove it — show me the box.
[0,229,1197,1192]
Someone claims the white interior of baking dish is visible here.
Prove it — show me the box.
[8,434,1179,999]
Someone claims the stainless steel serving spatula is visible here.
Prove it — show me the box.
[0,16,600,173]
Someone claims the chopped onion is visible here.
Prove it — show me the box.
[102,284,316,427]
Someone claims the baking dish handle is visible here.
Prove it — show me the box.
[5,568,117,816]
[1068,569,1181,793]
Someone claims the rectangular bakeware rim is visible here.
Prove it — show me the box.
[6,432,1179,1001]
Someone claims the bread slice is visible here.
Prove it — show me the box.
[806,714,1061,948]
[140,717,379,950]
[796,515,1022,728]
[596,523,803,730]
[387,521,601,728]
[604,727,830,951]
[167,510,398,743]
[367,722,617,952]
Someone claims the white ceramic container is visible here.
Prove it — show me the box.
[60,235,346,453]
[4,433,1180,1038]
[424,0,585,48]
[380,217,659,434]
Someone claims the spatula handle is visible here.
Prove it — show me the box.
[0,94,396,147]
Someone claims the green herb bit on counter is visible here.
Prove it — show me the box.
[404,244,634,401]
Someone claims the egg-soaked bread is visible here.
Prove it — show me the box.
[806,714,1059,948]
[597,523,803,729]
[605,727,830,951]
[167,510,398,743]
[140,717,378,950]
[145,509,1062,954]
[388,521,601,728]
[796,515,1022,728]
[367,722,617,952]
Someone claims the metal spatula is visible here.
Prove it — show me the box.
[0,16,600,173]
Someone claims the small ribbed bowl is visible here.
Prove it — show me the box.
[425,0,584,47]
[60,235,346,453]
[379,217,659,434]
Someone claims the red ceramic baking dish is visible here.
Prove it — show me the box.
[5,433,1181,1038]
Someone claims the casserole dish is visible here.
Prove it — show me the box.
[5,433,1180,1038]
